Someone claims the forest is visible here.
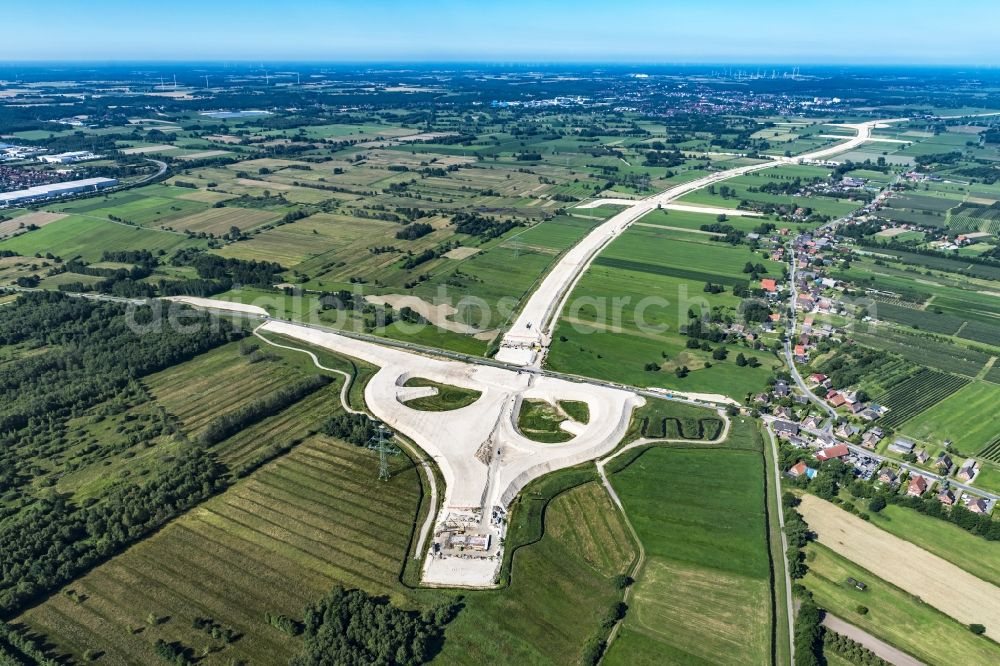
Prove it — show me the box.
[0,293,243,616]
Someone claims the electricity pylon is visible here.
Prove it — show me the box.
[368,423,398,481]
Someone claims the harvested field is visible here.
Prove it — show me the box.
[799,494,1000,640]
[366,293,497,339]
[177,150,232,160]
[443,246,480,260]
[120,144,174,154]
[167,207,280,234]
[0,211,66,238]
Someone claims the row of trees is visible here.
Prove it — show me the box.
[200,375,331,444]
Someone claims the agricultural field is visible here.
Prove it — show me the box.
[604,434,772,665]
[838,500,1000,588]
[803,543,1000,666]
[798,494,1000,642]
[875,368,970,429]
[897,380,1000,453]
[14,437,427,665]
[548,225,784,400]
[0,215,206,262]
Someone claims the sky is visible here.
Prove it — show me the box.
[2,0,999,65]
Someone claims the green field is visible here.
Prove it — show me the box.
[15,437,426,665]
[401,377,482,411]
[0,215,205,262]
[516,399,575,443]
[548,225,783,399]
[803,543,1000,665]
[604,435,772,665]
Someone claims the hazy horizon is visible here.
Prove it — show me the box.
[3,0,998,65]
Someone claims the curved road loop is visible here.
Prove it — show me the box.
[253,325,440,561]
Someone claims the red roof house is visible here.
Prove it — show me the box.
[761,278,777,292]
[816,445,850,461]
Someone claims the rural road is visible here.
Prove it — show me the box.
[764,424,796,664]
[253,325,440,561]
[822,613,925,666]
[497,118,907,365]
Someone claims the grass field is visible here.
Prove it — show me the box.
[547,225,783,400]
[437,481,635,665]
[144,343,309,440]
[798,494,1000,641]
[604,444,772,665]
[516,399,574,443]
[401,377,482,411]
[0,215,206,261]
[803,543,1000,665]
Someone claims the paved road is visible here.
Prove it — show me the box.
[498,118,907,365]
[783,254,837,425]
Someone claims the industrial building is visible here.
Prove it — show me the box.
[0,177,117,207]
[37,151,102,164]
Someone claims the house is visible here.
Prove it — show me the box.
[836,423,859,439]
[938,489,956,506]
[908,474,929,497]
[802,415,823,430]
[888,438,915,455]
[829,393,847,408]
[965,497,990,514]
[774,381,790,398]
[769,312,781,322]
[754,392,771,405]
[850,401,866,414]
[934,452,954,473]
[816,444,850,461]
[788,461,817,479]
[794,344,807,358]
[761,278,777,292]
[915,449,930,464]
[861,432,882,449]
[878,468,898,485]
[809,373,827,384]
[774,420,800,437]
[774,405,794,420]
[957,459,979,482]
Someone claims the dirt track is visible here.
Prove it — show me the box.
[799,494,1000,640]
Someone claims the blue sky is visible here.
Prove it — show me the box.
[2,0,998,64]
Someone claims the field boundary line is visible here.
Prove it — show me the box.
[594,409,731,662]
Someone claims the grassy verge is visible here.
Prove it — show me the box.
[401,377,482,411]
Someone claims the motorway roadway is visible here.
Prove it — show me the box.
[497,118,908,365]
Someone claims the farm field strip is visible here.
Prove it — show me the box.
[798,494,1000,641]
[17,437,423,664]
